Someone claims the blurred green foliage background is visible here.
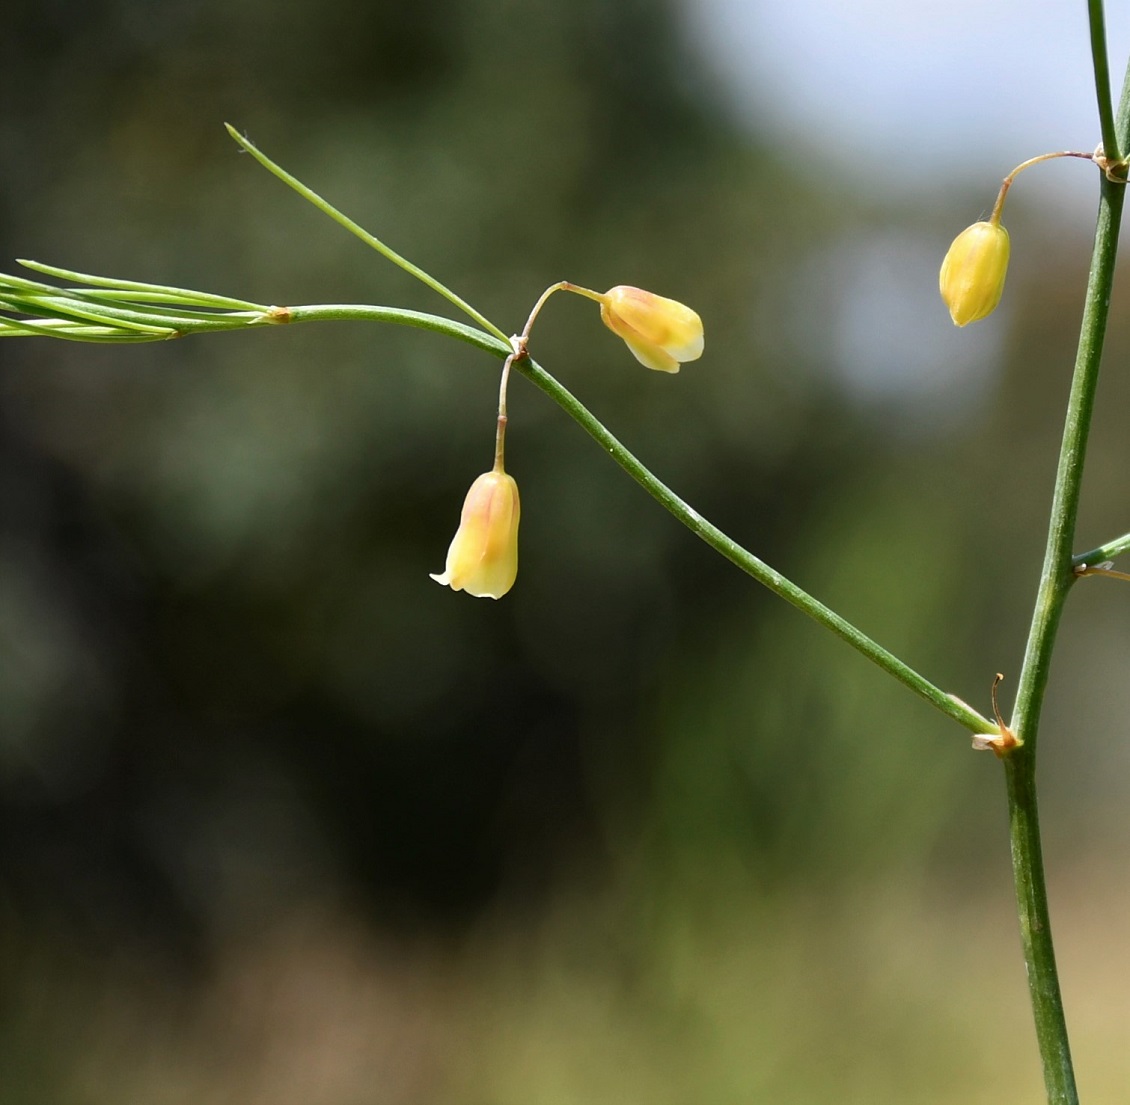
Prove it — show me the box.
[1,1,1128,1102]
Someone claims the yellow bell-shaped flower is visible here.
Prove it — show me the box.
[598,285,704,373]
[430,467,520,599]
[939,220,1010,327]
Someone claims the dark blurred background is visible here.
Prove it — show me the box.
[1,2,1128,1102]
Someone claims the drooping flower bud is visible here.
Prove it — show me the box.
[939,220,1011,327]
[430,468,520,599]
[597,285,704,373]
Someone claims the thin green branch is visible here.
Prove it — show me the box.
[1073,531,1130,566]
[0,317,167,342]
[1004,763,1075,1104]
[223,124,511,345]
[513,354,995,734]
[0,269,505,353]
[1089,0,1120,160]
[0,261,994,734]
[0,292,227,335]
[1003,44,1130,1105]
[280,303,505,353]
[18,260,268,310]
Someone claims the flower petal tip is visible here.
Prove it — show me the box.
[432,469,520,599]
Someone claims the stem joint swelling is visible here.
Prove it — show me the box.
[1093,142,1130,181]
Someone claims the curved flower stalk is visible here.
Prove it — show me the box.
[939,147,1127,326]
[517,281,704,373]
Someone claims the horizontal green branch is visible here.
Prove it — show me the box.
[0,265,505,354]
[1073,531,1130,566]
[0,261,995,735]
[280,304,503,352]
[223,124,511,345]
[18,259,267,309]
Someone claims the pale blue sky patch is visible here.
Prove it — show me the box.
[685,0,1130,209]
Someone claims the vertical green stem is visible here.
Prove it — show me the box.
[1003,762,1077,1105]
[1089,0,1120,160]
[1005,50,1130,1105]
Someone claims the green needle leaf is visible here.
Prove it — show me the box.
[223,123,510,345]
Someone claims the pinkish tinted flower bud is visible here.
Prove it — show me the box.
[430,468,520,599]
[598,286,704,372]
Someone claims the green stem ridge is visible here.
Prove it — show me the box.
[1004,47,1130,1105]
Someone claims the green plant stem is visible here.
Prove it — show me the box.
[223,124,511,345]
[1005,49,1130,1105]
[1089,0,1120,160]
[0,259,997,734]
[0,268,507,353]
[1011,184,1126,747]
[0,301,502,350]
[33,129,996,734]
[513,354,995,734]
[271,304,506,351]
[17,259,267,309]
[1073,531,1130,566]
